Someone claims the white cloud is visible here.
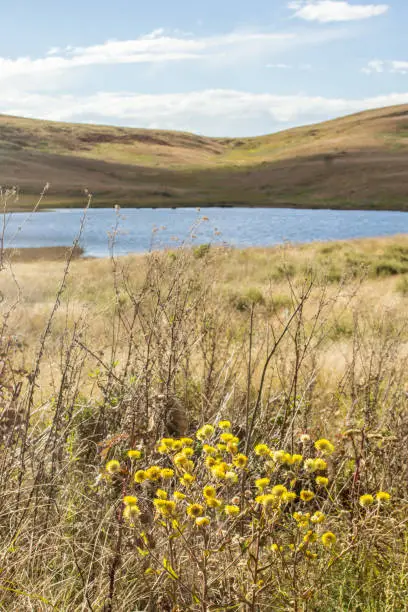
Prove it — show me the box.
[2,89,407,136]
[363,60,408,74]
[289,1,389,22]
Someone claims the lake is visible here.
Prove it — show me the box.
[3,207,408,257]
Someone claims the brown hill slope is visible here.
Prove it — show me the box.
[1,105,408,210]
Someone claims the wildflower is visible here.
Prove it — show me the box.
[134,470,147,484]
[180,437,194,447]
[300,490,315,502]
[376,491,391,503]
[196,425,215,441]
[217,444,227,452]
[303,530,318,544]
[273,450,290,464]
[224,504,240,517]
[311,511,325,524]
[219,420,231,430]
[231,496,240,505]
[180,473,195,487]
[359,494,374,507]
[203,485,217,498]
[291,454,303,465]
[314,458,328,471]
[255,477,270,491]
[254,444,270,456]
[173,491,186,501]
[182,447,194,458]
[225,471,238,484]
[127,450,142,459]
[316,476,329,487]
[174,453,193,471]
[304,458,318,473]
[196,516,210,527]
[172,440,183,451]
[321,532,336,547]
[233,454,248,468]
[156,489,168,499]
[211,465,227,479]
[187,503,204,518]
[123,504,140,522]
[305,551,318,560]
[161,468,174,479]
[256,494,278,510]
[271,543,283,553]
[106,460,121,474]
[300,433,311,444]
[205,457,216,468]
[154,499,176,517]
[160,438,175,450]
[202,444,217,455]
[220,432,235,443]
[282,491,297,503]
[227,442,239,454]
[123,496,138,506]
[314,439,335,455]
[145,466,162,481]
[271,485,288,498]
[206,497,222,508]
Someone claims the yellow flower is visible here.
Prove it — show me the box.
[311,511,325,524]
[172,440,183,451]
[219,420,231,430]
[316,476,329,487]
[173,491,186,501]
[300,433,311,444]
[376,491,391,503]
[314,458,328,471]
[156,489,168,499]
[145,466,162,481]
[304,458,318,473]
[300,490,315,502]
[303,530,318,543]
[291,454,303,465]
[160,438,175,450]
[282,491,297,503]
[256,494,278,509]
[321,532,336,547]
[254,444,270,456]
[202,444,217,455]
[314,439,335,455]
[227,442,239,455]
[225,471,238,484]
[305,551,318,560]
[123,495,138,506]
[134,470,147,484]
[195,516,210,527]
[187,503,204,518]
[180,437,194,447]
[106,460,121,474]
[211,465,227,479]
[224,504,240,517]
[205,456,216,468]
[161,468,175,479]
[205,497,222,508]
[180,473,195,486]
[271,485,288,498]
[196,424,215,441]
[217,443,227,452]
[203,485,217,498]
[182,447,194,458]
[271,543,283,553]
[359,494,374,507]
[127,450,142,459]
[274,451,292,465]
[220,432,235,443]
[233,454,248,469]
[123,504,140,522]
[154,499,176,517]
[255,478,270,491]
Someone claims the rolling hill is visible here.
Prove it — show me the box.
[1,104,408,210]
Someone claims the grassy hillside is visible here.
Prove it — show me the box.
[1,104,408,210]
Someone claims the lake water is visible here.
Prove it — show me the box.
[3,207,408,257]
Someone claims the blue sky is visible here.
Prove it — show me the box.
[0,0,407,136]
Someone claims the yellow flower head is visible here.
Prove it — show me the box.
[282,491,297,503]
[291,454,303,465]
[217,443,227,452]
[303,530,318,544]
[180,437,194,447]
[195,516,210,527]
[205,456,216,468]
[161,468,175,479]
[271,484,288,498]
[304,458,318,473]
[173,491,186,501]
[145,466,162,481]
[254,444,270,457]
[106,460,121,475]
[227,442,239,455]
[127,450,142,460]
[233,454,248,469]
[134,470,147,484]
[376,491,391,503]
[196,424,215,441]
[224,504,240,517]
[187,503,204,518]
[155,489,168,499]
[123,495,138,506]
[180,473,195,487]
[218,420,231,430]
[203,444,217,456]
[314,439,335,455]
[305,551,318,560]
[160,438,175,450]
[316,476,329,487]
[300,490,315,502]
[256,494,278,509]
[359,494,374,507]
[225,470,238,484]
[314,458,328,471]
[154,499,176,517]
[205,497,222,508]
[123,504,140,522]
[273,450,292,465]
[311,511,326,524]
[220,432,235,443]
[211,465,227,480]
[181,447,194,458]
[172,440,183,451]
[255,477,270,491]
[203,485,217,498]
[321,532,336,547]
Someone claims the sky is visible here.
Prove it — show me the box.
[0,0,407,136]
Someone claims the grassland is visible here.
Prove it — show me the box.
[2,104,408,210]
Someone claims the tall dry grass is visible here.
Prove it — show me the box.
[0,198,407,610]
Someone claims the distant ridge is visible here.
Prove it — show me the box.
[1,105,408,210]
